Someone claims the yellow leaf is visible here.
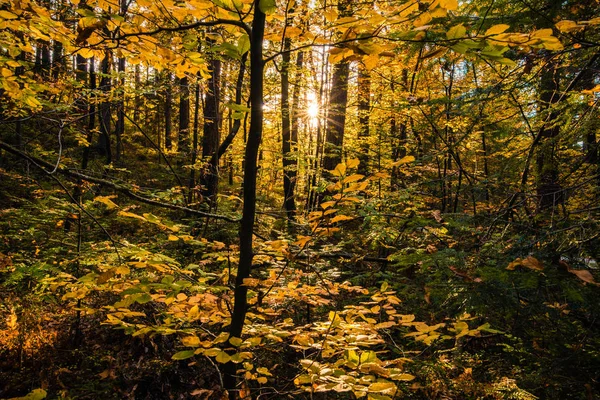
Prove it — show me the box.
[0,10,18,19]
[320,201,336,210]
[342,174,364,184]
[541,37,563,51]
[242,278,260,286]
[204,348,220,357]
[555,20,583,32]
[363,54,380,70]
[7,308,17,330]
[324,8,338,22]
[181,336,202,347]
[330,215,354,223]
[393,373,415,381]
[215,351,231,363]
[390,155,415,167]
[168,234,179,241]
[213,332,230,344]
[246,337,262,346]
[256,367,272,376]
[188,304,199,320]
[413,12,432,27]
[118,211,146,221]
[485,24,510,36]
[400,2,419,17]
[94,195,118,209]
[346,158,360,169]
[532,28,553,38]
[78,48,95,59]
[368,381,397,394]
[228,337,243,347]
[294,235,312,247]
[256,376,268,384]
[439,0,458,10]
[177,293,188,301]
[331,162,347,177]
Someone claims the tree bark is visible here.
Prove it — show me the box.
[164,72,173,151]
[357,64,371,176]
[322,1,351,172]
[223,2,264,396]
[281,35,296,220]
[178,76,190,154]
[535,60,561,210]
[98,52,112,164]
[201,40,222,203]
[323,60,349,172]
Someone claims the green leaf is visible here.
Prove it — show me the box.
[446,25,466,40]
[360,350,378,364]
[368,381,397,394]
[215,350,231,363]
[172,350,196,360]
[213,332,230,344]
[344,349,359,366]
[258,0,276,14]
[15,389,47,400]
[134,293,152,304]
[237,34,250,55]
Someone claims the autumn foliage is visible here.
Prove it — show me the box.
[1,0,600,399]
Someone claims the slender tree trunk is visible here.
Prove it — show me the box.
[307,47,328,210]
[189,77,201,203]
[281,35,296,220]
[223,3,265,396]
[115,56,125,163]
[178,76,190,154]
[165,72,173,151]
[290,51,303,209]
[98,52,112,164]
[322,1,351,172]
[209,53,248,167]
[134,64,141,121]
[201,40,221,203]
[357,64,370,176]
[51,40,63,80]
[323,60,349,171]
[481,128,490,202]
[535,60,561,210]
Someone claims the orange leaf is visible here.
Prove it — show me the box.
[568,269,599,286]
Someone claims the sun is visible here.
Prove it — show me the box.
[307,103,319,119]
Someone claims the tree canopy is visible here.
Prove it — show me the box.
[1,0,600,399]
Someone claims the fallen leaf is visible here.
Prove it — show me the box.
[568,269,599,286]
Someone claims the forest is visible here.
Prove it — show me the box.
[1,0,600,398]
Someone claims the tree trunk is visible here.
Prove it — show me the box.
[178,76,190,154]
[357,63,371,176]
[164,72,173,151]
[115,56,125,163]
[98,52,112,164]
[201,41,221,203]
[209,53,248,167]
[323,60,349,172]
[281,35,296,220]
[189,77,201,203]
[322,1,351,172]
[535,60,561,210]
[223,2,265,396]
